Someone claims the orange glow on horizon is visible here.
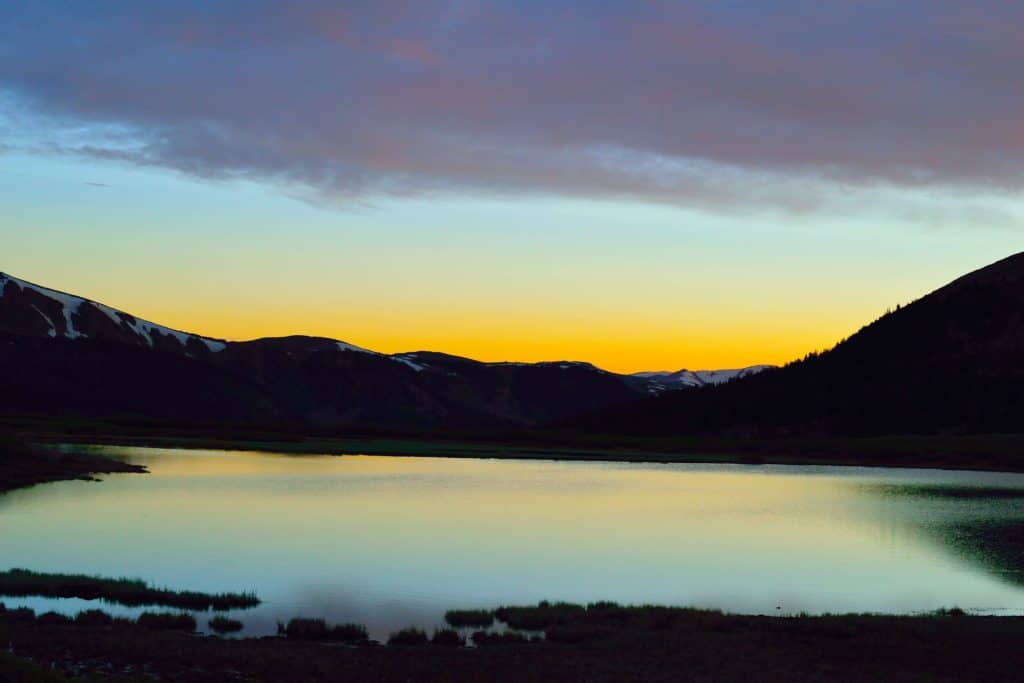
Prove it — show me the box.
[139,303,861,374]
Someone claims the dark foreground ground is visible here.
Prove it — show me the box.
[1,608,1022,682]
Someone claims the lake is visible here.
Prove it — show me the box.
[2,446,1024,639]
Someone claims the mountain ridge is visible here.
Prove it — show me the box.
[0,271,770,383]
[0,270,769,430]
[631,366,775,392]
[576,251,1024,437]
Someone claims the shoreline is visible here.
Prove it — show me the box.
[0,439,146,494]
[22,429,1024,475]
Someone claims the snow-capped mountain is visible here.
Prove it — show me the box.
[0,270,771,430]
[0,272,226,355]
[633,366,774,393]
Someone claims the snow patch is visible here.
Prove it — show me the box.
[334,342,432,373]
[336,341,376,355]
[29,304,57,338]
[2,273,227,351]
[23,283,88,339]
[337,339,430,370]
[634,365,773,392]
[392,354,428,372]
[203,339,227,352]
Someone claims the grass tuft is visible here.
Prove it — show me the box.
[137,612,197,631]
[278,618,368,644]
[74,609,116,627]
[137,610,196,634]
[430,628,466,647]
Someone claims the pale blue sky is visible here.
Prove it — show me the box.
[2,150,1016,371]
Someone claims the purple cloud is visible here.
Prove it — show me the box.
[1,1,1023,211]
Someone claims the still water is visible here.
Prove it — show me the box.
[2,447,1024,639]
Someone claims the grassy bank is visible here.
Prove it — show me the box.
[9,414,1024,473]
[0,569,259,611]
[2,601,1023,681]
[0,433,146,493]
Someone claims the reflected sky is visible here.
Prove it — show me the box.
[3,448,1024,639]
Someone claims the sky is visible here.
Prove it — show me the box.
[1,1,1022,373]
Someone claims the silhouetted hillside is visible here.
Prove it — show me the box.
[577,252,1024,437]
[1,272,741,431]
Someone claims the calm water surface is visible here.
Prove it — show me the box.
[2,447,1024,639]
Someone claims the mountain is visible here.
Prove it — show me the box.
[632,366,773,393]
[0,271,757,431]
[0,273,227,356]
[577,252,1024,437]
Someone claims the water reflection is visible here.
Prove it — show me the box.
[942,522,1024,588]
[2,448,1024,639]
[859,482,1024,589]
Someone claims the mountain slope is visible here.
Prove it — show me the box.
[0,332,281,423]
[0,271,756,431]
[577,252,1024,437]
[0,273,226,356]
[632,366,773,393]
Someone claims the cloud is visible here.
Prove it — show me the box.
[1,1,1023,217]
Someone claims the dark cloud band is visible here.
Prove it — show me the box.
[1,1,1022,211]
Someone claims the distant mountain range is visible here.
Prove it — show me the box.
[578,252,1024,438]
[631,366,774,392]
[0,272,768,430]
[8,250,1023,440]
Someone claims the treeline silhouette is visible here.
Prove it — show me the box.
[578,252,1024,437]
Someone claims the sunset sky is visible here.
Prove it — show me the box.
[2,1,1022,373]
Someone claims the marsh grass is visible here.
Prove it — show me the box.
[0,568,259,610]
[277,618,368,644]
[387,628,429,646]
[4,605,191,632]
[137,612,197,631]
[36,611,73,626]
[545,621,614,643]
[74,609,118,627]
[3,598,1022,681]
[471,630,532,646]
[4,607,36,623]
[430,628,466,647]
[209,616,244,633]
[494,601,586,630]
[444,609,495,628]
[479,601,749,643]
